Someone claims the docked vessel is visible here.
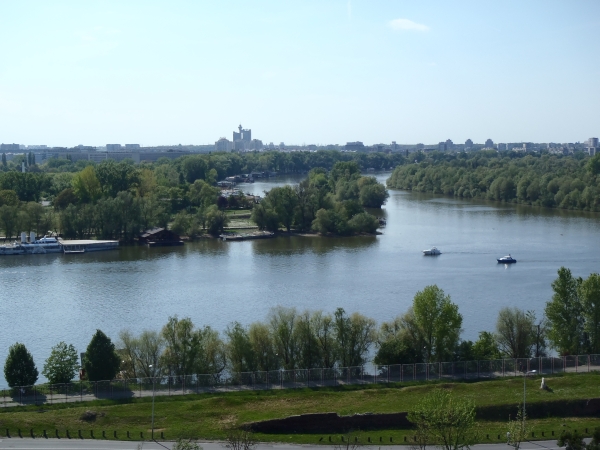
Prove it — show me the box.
[423,247,441,256]
[497,254,517,264]
[0,232,118,255]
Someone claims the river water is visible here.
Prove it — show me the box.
[1,174,599,386]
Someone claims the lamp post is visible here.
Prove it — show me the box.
[149,364,156,441]
[523,369,537,426]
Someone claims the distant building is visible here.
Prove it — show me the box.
[445,139,454,150]
[125,144,140,149]
[484,139,494,148]
[497,143,508,151]
[345,141,365,151]
[215,138,233,152]
[27,145,48,150]
[106,144,122,151]
[438,142,446,152]
[586,137,598,156]
[465,139,473,147]
[232,124,252,151]
[0,143,20,151]
[415,143,424,150]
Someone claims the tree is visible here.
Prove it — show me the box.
[269,306,297,370]
[248,322,278,372]
[413,285,463,362]
[84,330,121,381]
[0,205,18,239]
[205,204,229,236]
[0,189,18,207]
[408,389,477,450]
[358,177,389,208]
[580,273,600,353]
[42,342,79,385]
[557,429,586,450]
[374,315,424,366]
[507,405,530,450]
[161,316,200,377]
[226,322,256,373]
[333,308,376,368]
[472,331,501,360]
[545,267,584,355]
[495,307,536,358]
[173,438,204,450]
[53,188,78,210]
[1,153,6,167]
[4,342,38,387]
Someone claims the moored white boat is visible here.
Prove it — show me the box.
[423,247,441,256]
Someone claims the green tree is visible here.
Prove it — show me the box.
[84,330,121,381]
[557,429,586,450]
[580,273,600,353]
[269,306,298,370]
[42,342,79,385]
[412,285,463,362]
[374,315,424,365]
[0,189,18,207]
[53,188,78,210]
[408,389,477,450]
[248,322,278,372]
[1,153,6,167]
[204,204,229,236]
[226,322,256,373]
[358,176,389,208]
[0,205,19,239]
[495,308,536,358]
[472,331,501,360]
[160,316,200,377]
[333,308,376,367]
[507,405,530,450]
[545,267,584,355]
[4,342,39,387]
[72,166,102,203]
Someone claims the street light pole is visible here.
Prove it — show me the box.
[149,364,156,441]
[523,369,537,427]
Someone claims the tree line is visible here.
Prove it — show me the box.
[0,158,386,240]
[252,162,388,234]
[5,267,599,387]
[387,151,600,211]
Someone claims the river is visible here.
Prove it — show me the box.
[1,173,599,386]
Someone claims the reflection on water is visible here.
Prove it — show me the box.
[0,173,599,386]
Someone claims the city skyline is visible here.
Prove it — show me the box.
[1,1,599,146]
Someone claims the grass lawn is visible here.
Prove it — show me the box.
[0,373,599,444]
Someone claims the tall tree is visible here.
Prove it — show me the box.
[580,273,600,353]
[161,316,200,377]
[269,306,297,370]
[248,322,278,372]
[545,267,585,355]
[84,330,121,381]
[42,342,79,385]
[333,308,376,367]
[495,307,535,358]
[4,342,38,387]
[412,285,463,362]
[226,322,256,373]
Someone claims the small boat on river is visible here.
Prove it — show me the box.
[497,254,517,264]
[423,247,441,256]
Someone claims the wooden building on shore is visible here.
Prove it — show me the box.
[138,228,184,247]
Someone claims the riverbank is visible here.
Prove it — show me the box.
[0,373,598,444]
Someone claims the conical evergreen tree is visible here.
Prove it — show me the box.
[84,330,121,381]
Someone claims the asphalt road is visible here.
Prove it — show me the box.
[0,439,566,450]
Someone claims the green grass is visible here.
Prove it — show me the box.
[0,373,599,443]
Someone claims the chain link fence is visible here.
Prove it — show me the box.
[2,354,598,407]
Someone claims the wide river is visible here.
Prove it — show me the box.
[1,174,599,386]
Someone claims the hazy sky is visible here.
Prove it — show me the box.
[1,1,599,147]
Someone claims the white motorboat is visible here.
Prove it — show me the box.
[423,247,441,256]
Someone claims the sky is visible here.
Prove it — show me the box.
[0,1,599,147]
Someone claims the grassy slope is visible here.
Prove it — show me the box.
[0,373,599,444]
